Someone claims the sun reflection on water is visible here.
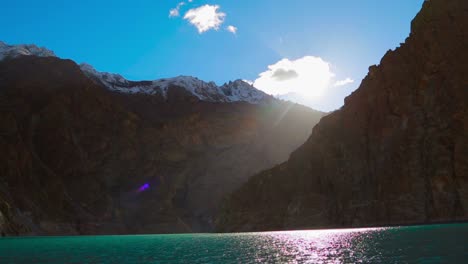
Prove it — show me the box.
[253,228,389,263]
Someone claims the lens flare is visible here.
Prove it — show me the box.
[138,183,150,192]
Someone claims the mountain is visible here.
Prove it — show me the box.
[0,43,324,235]
[217,0,468,232]
[80,63,270,104]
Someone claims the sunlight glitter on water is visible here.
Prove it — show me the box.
[250,227,389,263]
[1,224,467,263]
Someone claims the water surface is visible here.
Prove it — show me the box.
[1,223,467,263]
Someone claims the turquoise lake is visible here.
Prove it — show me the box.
[1,223,467,263]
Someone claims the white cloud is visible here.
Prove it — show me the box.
[334,77,354,87]
[169,2,185,18]
[227,25,238,34]
[183,5,226,33]
[169,8,180,17]
[253,56,336,98]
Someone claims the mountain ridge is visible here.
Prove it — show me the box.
[0,41,271,105]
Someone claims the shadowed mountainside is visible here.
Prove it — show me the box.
[217,0,468,232]
[0,56,324,235]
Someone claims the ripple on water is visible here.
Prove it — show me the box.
[0,223,468,263]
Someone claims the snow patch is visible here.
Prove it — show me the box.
[0,41,56,61]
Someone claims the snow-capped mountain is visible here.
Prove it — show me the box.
[0,41,269,104]
[0,41,56,61]
[220,80,267,104]
[80,63,269,104]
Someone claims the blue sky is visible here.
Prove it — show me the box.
[1,0,424,111]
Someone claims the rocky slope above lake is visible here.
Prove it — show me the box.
[217,0,468,232]
[0,53,324,235]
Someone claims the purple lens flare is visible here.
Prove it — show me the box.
[138,183,150,192]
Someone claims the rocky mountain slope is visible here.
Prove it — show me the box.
[217,0,468,232]
[0,48,324,235]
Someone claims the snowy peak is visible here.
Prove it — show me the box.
[220,80,267,104]
[153,76,229,101]
[80,63,132,87]
[0,41,56,61]
[81,64,270,104]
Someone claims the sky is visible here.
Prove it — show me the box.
[0,0,424,111]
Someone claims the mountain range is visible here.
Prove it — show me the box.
[0,41,324,235]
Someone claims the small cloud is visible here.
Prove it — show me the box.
[272,68,299,81]
[169,8,180,17]
[183,5,226,33]
[169,2,185,18]
[227,25,238,34]
[334,77,354,87]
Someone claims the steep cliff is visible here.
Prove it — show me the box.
[217,0,468,232]
[0,55,323,235]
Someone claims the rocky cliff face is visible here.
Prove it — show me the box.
[0,56,323,235]
[217,0,468,232]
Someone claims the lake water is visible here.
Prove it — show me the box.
[1,223,467,263]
